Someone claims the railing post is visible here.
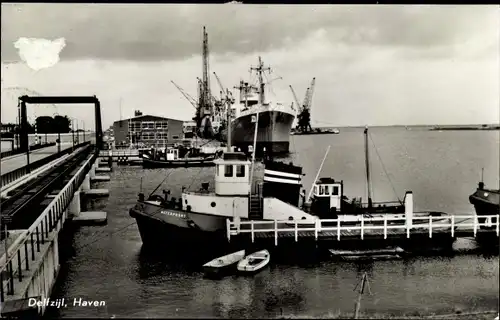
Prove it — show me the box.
[31,233,35,260]
[383,215,387,239]
[274,220,278,246]
[473,215,477,237]
[251,221,254,243]
[24,242,29,271]
[36,227,40,252]
[406,217,410,238]
[429,216,433,238]
[226,219,230,242]
[337,218,341,241]
[41,223,45,244]
[314,219,318,241]
[451,215,455,238]
[294,221,298,242]
[17,251,22,282]
[8,261,14,295]
[360,215,364,240]
[45,215,49,238]
[0,271,4,302]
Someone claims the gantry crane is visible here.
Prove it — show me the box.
[291,77,315,133]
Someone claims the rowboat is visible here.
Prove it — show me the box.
[329,247,406,261]
[237,249,270,274]
[202,250,245,279]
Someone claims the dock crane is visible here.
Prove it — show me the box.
[171,80,198,110]
[213,72,226,100]
[303,77,315,111]
[289,85,300,112]
[292,77,315,133]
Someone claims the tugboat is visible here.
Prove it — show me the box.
[469,170,499,229]
[129,85,317,253]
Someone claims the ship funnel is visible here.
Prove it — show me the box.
[263,161,303,206]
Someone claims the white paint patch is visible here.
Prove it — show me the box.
[14,37,66,71]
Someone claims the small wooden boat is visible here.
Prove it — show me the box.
[237,249,270,274]
[202,250,245,279]
[142,148,217,169]
[329,247,405,261]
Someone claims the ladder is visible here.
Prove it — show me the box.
[249,182,263,220]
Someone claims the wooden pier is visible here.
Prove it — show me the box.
[226,214,500,248]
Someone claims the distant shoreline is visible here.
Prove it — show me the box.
[429,126,500,131]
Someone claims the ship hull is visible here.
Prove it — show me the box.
[231,110,295,154]
[129,201,230,257]
[469,188,500,229]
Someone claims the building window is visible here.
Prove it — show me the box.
[156,133,164,140]
[224,165,233,177]
[333,186,339,196]
[142,121,154,130]
[161,122,168,129]
[236,165,245,177]
[155,122,162,129]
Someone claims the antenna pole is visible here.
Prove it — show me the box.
[307,145,331,202]
[226,89,232,153]
[364,126,373,209]
[249,111,260,189]
[354,273,368,319]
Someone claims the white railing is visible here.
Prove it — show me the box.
[98,150,139,157]
[226,214,500,246]
[0,152,96,302]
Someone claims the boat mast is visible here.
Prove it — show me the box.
[226,88,232,153]
[249,57,270,189]
[364,126,373,209]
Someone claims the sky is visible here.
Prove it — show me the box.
[1,4,499,130]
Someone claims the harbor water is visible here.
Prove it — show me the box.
[47,127,499,318]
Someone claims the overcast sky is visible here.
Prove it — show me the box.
[1,4,498,129]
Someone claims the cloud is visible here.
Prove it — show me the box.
[1,5,498,129]
[14,37,66,70]
[1,4,497,62]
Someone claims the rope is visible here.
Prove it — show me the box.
[368,132,402,204]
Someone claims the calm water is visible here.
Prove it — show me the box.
[48,127,499,318]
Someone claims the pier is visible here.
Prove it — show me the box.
[0,95,110,318]
[226,214,500,248]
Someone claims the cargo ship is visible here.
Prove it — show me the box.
[229,57,295,154]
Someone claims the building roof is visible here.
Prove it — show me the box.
[114,114,187,124]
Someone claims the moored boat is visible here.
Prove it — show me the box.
[228,57,295,155]
[237,249,270,274]
[203,250,245,278]
[141,146,217,169]
[303,127,452,227]
[469,176,499,230]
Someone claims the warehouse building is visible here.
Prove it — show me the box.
[113,111,184,148]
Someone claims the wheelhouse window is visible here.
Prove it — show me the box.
[333,186,339,196]
[324,185,330,195]
[319,186,324,195]
[224,165,233,177]
[236,165,245,177]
